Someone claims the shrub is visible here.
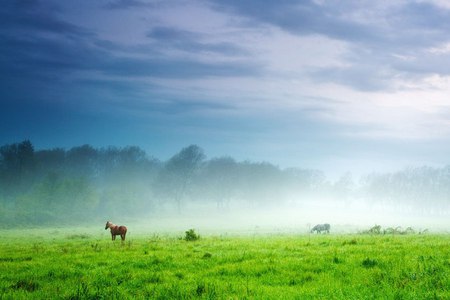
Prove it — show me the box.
[362,258,378,268]
[361,225,419,235]
[184,229,200,241]
[368,225,382,234]
[343,239,357,245]
[11,280,39,292]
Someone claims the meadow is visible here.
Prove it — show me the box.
[0,228,449,299]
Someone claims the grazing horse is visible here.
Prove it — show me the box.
[311,223,330,234]
[105,221,127,241]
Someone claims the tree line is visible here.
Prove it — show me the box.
[0,140,448,226]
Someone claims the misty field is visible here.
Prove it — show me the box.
[0,229,449,299]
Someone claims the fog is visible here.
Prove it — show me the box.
[0,141,449,234]
[127,200,448,236]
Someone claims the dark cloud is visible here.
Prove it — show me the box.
[100,55,260,78]
[114,96,236,115]
[394,2,450,30]
[208,0,450,91]
[3,0,450,97]
[0,1,89,37]
[147,26,199,41]
[209,0,381,43]
[104,0,157,10]
[0,0,259,118]
[0,0,98,82]
[147,26,249,57]
[209,0,450,47]
[0,0,263,149]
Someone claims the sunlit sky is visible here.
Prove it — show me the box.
[2,0,450,177]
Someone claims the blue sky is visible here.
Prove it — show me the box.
[2,0,450,177]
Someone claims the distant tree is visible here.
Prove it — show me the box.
[96,146,160,216]
[282,168,328,202]
[0,140,36,198]
[236,161,284,206]
[201,156,238,209]
[334,172,354,203]
[0,140,35,173]
[66,144,98,178]
[98,146,157,179]
[22,173,100,222]
[155,145,205,211]
[35,148,66,174]
[17,140,35,174]
[2,139,447,226]
[361,166,450,214]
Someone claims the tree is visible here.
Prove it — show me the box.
[66,144,98,178]
[35,148,66,174]
[282,168,328,203]
[201,156,238,209]
[334,172,354,203]
[236,161,284,207]
[0,140,36,198]
[155,145,205,211]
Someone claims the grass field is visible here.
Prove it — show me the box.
[0,228,449,299]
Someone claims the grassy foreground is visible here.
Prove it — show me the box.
[0,229,449,299]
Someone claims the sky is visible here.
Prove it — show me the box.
[2,0,450,178]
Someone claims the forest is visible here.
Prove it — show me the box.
[0,140,449,226]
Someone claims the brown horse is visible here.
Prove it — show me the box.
[105,221,127,241]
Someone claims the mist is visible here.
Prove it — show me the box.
[0,141,448,233]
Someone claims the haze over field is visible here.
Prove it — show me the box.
[1,1,450,231]
[0,141,448,232]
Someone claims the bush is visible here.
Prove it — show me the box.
[368,225,382,234]
[361,225,420,235]
[184,229,200,241]
[362,258,378,268]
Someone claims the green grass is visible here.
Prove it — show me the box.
[0,229,449,299]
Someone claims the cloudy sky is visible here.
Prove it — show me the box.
[2,0,450,177]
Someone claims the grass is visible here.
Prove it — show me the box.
[0,228,449,299]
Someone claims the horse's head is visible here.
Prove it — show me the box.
[105,221,111,230]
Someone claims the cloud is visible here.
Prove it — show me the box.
[0,0,259,114]
[208,0,380,42]
[104,0,157,10]
[101,56,260,78]
[0,1,90,37]
[427,42,450,54]
[146,26,249,57]
[205,0,450,91]
[3,0,450,174]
